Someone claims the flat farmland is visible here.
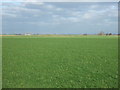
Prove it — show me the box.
[2,36,118,88]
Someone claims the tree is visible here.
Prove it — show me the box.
[109,33,112,35]
[83,34,87,36]
[106,33,109,36]
[98,31,105,35]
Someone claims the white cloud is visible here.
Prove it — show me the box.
[90,5,99,9]
[56,8,63,11]
[2,2,118,27]
[52,15,60,18]
[83,13,93,19]
[41,4,63,11]
[2,13,17,17]
[71,11,81,17]
[2,2,118,34]
[67,17,80,22]
[52,15,81,24]
[2,2,43,18]
[45,4,54,9]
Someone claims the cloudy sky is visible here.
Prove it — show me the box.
[2,2,118,34]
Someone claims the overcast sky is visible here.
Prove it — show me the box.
[2,2,118,34]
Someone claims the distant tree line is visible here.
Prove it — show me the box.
[6,32,116,36]
[97,31,112,36]
[82,32,113,36]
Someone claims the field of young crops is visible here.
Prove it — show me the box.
[2,36,118,88]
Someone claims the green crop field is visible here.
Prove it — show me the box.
[2,35,118,88]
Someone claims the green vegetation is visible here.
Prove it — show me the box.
[2,36,118,88]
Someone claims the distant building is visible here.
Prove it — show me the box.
[25,33,31,36]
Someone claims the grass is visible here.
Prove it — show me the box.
[2,35,118,88]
